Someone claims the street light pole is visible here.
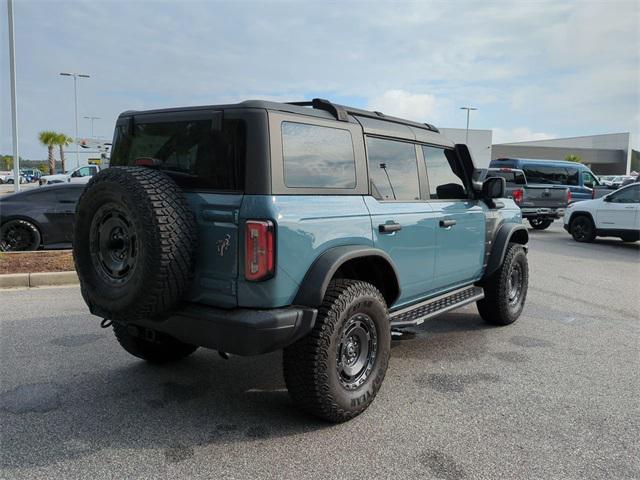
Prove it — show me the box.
[60,72,90,169]
[460,106,477,144]
[83,116,100,138]
[7,0,20,193]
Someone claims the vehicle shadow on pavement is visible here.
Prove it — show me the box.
[390,310,496,363]
[0,349,330,469]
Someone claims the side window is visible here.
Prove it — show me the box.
[422,146,467,199]
[281,122,356,188]
[582,171,597,188]
[367,137,420,201]
[566,168,579,186]
[609,185,640,203]
[78,167,92,177]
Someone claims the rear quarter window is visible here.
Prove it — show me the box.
[281,122,356,188]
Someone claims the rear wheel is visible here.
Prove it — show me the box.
[283,279,390,423]
[570,215,596,243]
[477,243,528,326]
[528,217,553,230]
[0,219,41,251]
[112,322,197,364]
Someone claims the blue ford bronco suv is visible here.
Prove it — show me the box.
[73,99,529,422]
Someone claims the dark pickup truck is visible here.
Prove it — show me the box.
[486,168,570,230]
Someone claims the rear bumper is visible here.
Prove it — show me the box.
[131,304,317,356]
[521,207,564,218]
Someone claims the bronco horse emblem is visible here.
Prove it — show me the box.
[217,234,231,257]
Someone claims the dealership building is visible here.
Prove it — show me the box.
[440,129,636,175]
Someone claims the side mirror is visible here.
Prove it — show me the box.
[482,177,505,199]
[603,195,611,202]
[436,183,466,199]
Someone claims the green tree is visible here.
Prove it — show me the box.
[38,131,58,174]
[55,133,73,173]
[1,155,13,170]
[565,154,582,163]
[37,162,48,174]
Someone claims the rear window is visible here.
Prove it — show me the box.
[110,115,245,191]
[487,170,526,186]
[281,122,356,188]
[522,165,571,185]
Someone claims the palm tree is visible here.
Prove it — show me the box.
[56,133,73,173]
[38,131,58,174]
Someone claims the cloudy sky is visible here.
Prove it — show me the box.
[1,0,638,161]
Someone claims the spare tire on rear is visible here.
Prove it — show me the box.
[73,167,197,322]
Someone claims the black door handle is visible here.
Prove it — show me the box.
[379,222,402,233]
[439,219,457,228]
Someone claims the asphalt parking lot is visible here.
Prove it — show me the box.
[1,222,638,479]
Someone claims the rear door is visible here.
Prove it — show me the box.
[109,110,246,308]
[596,184,640,230]
[422,146,486,290]
[364,136,438,307]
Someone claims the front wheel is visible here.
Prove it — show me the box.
[283,279,390,423]
[477,243,528,326]
[0,219,41,251]
[528,217,553,230]
[570,215,596,243]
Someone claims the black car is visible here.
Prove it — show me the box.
[0,184,84,251]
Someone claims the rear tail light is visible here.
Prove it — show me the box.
[568,189,573,202]
[512,188,524,204]
[245,220,275,281]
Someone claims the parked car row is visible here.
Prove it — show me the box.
[0,169,42,184]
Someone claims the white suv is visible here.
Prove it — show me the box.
[564,183,640,243]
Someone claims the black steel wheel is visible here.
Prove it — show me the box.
[90,203,139,285]
[283,279,390,423]
[570,215,595,243]
[0,219,41,251]
[528,217,553,230]
[336,313,378,391]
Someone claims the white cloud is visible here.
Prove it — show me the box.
[493,128,555,145]
[366,90,437,122]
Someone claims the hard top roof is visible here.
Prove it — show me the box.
[120,98,443,138]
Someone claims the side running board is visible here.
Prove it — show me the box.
[389,285,484,328]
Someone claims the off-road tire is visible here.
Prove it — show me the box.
[569,215,596,243]
[528,218,553,230]
[477,243,528,326]
[112,322,197,363]
[0,219,41,251]
[283,279,390,423]
[74,167,197,322]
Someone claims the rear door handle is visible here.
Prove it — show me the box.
[379,222,402,234]
[439,219,457,228]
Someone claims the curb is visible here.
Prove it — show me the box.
[0,271,78,289]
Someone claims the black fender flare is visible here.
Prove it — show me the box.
[482,223,528,279]
[566,210,595,228]
[293,245,401,308]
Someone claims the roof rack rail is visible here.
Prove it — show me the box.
[288,98,349,122]
[287,98,440,133]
